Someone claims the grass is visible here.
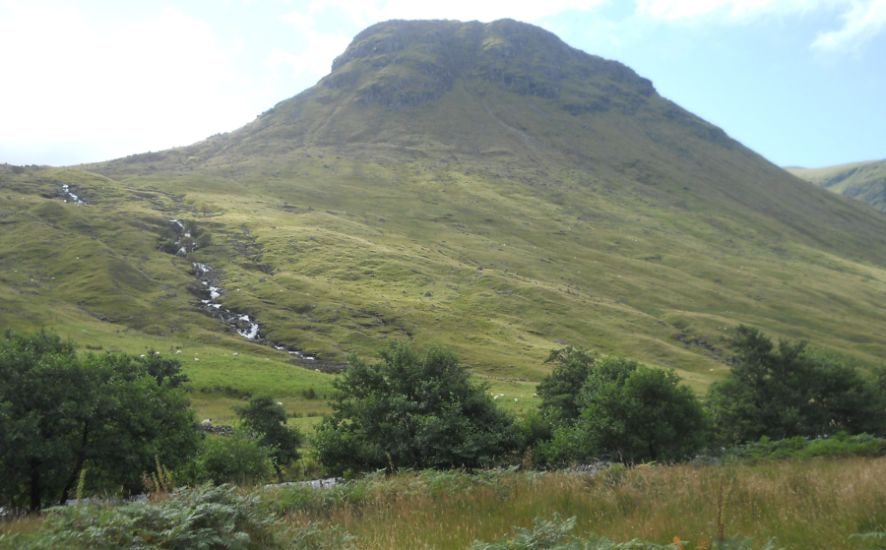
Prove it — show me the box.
[5,457,885,548]
[5,144,886,423]
[262,458,886,549]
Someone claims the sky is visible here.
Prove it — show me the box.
[0,0,883,168]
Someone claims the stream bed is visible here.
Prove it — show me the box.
[168,219,330,368]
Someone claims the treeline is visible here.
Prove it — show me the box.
[2,326,885,513]
[529,326,886,466]
[313,326,886,472]
[0,331,299,512]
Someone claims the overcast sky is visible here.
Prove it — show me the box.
[0,0,883,167]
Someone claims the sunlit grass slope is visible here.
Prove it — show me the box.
[0,165,335,424]
[789,159,886,212]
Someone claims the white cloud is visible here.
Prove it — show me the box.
[0,4,255,163]
[304,0,610,24]
[635,0,823,21]
[266,10,351,82]
[812,0,886,49]
[635,0,886,50]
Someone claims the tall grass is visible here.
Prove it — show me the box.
[267,457,886,549]
[5,458,885,548]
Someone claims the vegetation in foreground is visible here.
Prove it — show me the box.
[4,459,886,549]
[3,327,886,548]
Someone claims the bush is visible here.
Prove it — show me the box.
[468,515,783,550]
[727,433,886,462]
[707,326,886,445]
[5,484,278,549]
[236,397,302,482]
[534,355,707,465]
[184,433,273,486]
[537,347,594,424]
[468,515,680,549]
[0,331,198,512]
[313,342,519,474]
[577,361,707,463]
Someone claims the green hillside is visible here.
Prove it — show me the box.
[788,159,886,212]
[3,19,886,419]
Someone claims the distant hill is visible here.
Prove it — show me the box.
[4,19,886,411]
[788,160,886,212]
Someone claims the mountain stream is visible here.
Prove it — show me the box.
[169,219,321,365]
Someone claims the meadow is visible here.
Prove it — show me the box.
[4,457,885,549]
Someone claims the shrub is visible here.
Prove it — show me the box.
[468,515,783,550]
[0,331,198,512]
[6,484,278,549]
[850,530,886,550]
[534,355,707,465]
[537,347,594,424]
[728,433,886,462]
[575,361,707,463]
[236,397,302,482]
[184,433,273,486]
[707,326,886,445]
[313,342,519,474]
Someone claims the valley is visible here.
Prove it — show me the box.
[3,17,886,548]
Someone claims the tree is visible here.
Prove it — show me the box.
[236,397,302,482]
[536,346,594,424]
[313,343,518,474]
[575,358,707,463]
[535,355,707,465]
[136,350,189,388]
[184,433,273,486]
[0,331,198,512]
[707,326,886,444]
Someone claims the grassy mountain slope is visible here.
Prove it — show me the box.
[0,165,336,424]
[788,160,886,212]
[3,20,886,417]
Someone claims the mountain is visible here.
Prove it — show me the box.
[788,160,886,213]
[3,20,886,418]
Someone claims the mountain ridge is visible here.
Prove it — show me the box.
[788,160,886,213]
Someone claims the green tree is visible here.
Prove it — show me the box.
[136,350,189,388]
[707,326,886,444]
[536,346,594,424]
[575,359,707,463]
[535,355,706,465]
[313,343,518,474]
[184,433,273,486]
[0,331,198,512]
[236,397,302,482]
